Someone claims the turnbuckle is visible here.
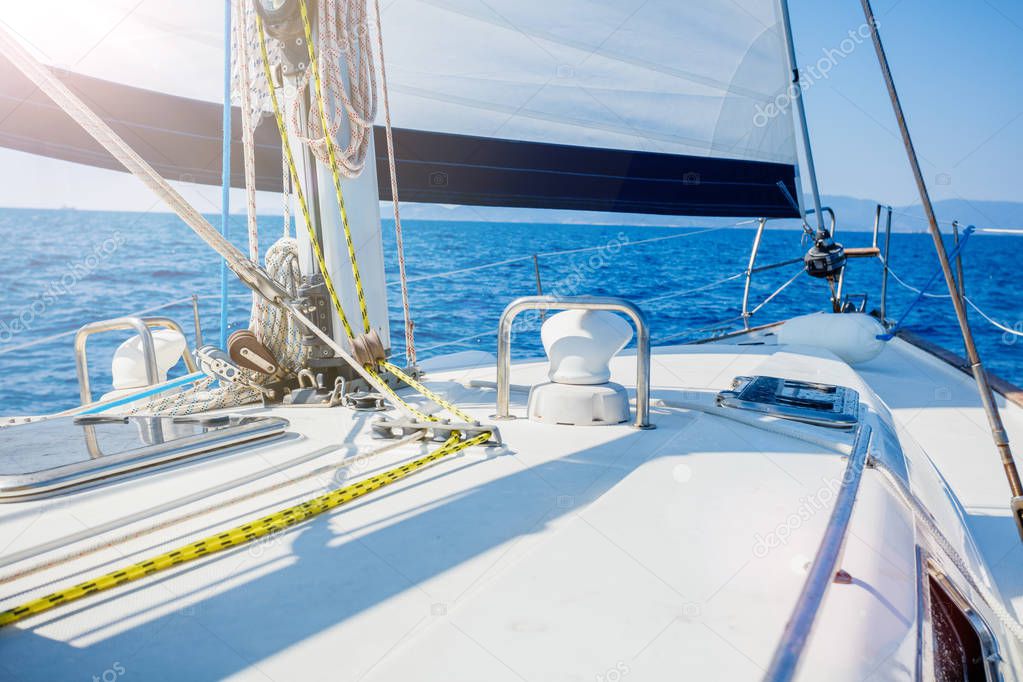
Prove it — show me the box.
[371,416,502,446]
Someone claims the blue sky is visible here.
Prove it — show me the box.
[0,0,1018,211]
[790,0,1022,205]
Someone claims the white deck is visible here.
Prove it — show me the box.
[0,336,1020,680]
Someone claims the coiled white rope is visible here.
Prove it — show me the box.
[252,237,309,372]
[132,238,307,415]
[232,0,262,266]
[284,0,377,176]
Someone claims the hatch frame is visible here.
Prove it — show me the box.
[0,414,289,502]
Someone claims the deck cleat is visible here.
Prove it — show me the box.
[343,391,387,412]
[371,416,502,447]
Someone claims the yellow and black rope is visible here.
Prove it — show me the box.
[0,6,499,632]
[299,0,373,335]
[257,9,475,426]
[255,12,357,341]
[0,432,490,629]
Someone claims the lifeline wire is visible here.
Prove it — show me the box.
[220,0,233,348]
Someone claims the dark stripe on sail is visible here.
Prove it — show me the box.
[0,58,797,218]
[377,129,798,218]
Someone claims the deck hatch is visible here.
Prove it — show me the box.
[0,414,289,501]
[716,376,859,428]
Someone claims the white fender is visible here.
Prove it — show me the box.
[777,313,886,365]
[111,328,187,390]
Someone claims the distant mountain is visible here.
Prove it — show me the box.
[391,197,1023,233]
[820,196,1023,234]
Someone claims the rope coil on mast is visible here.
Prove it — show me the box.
[291,0,377,177]
[0,1,464,422]
[299,0,373,335]
[231,0,262,267]
[255,0,479,427]
[0,11,503,629]
[0,2,493,624]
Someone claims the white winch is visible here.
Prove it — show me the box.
[527,309,632,426]
[110,328,188,391]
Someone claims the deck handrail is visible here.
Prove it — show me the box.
[74,316,198,405]
[763,424,873,681]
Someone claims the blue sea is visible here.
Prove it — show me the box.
[0,207,1019,415]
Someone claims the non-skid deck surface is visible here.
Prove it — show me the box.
[0,340,1014,680]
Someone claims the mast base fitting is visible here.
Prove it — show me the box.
[804,231,847,279]
[344,391,387,412]
[351,329,387,367]
[372,417,502,447]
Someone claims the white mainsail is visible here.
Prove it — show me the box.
[1,0,804,217]
[382,0,796,165]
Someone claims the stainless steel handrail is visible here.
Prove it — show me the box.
[75,316,198,405]
[741,218,767,329]
[878,205,894,324]
[495,296,653,429]
[763,423,873,682]
[741,216,808,328]
[805,206,837,236]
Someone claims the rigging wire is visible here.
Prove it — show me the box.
[389,225,734,286]
[639,272,745,306]
[372,0,416,366]
[882,256,1023,338]
[748,267,804,317]
[219,0,233,349]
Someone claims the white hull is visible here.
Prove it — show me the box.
[1,329,1020,680]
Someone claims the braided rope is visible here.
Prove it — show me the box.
[131,238,306,415]
[289,0,377,176]
[300,0,373,334]
[231,0,261,266]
